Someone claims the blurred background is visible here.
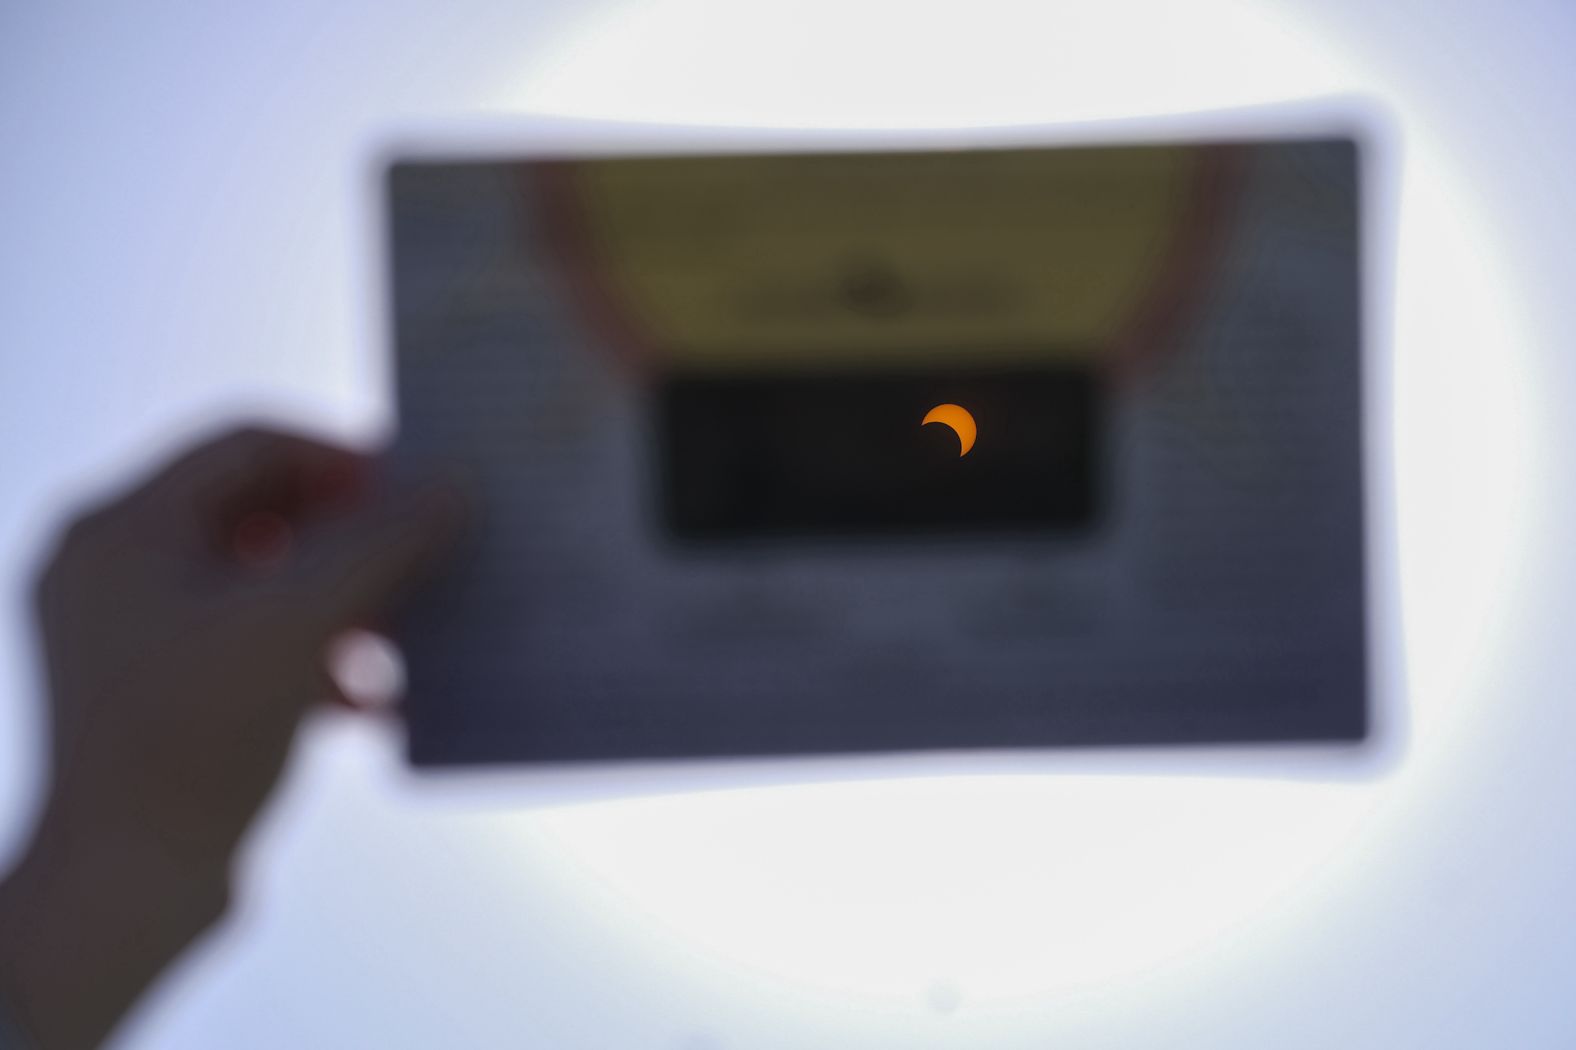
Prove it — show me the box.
[2,1,1574,1046]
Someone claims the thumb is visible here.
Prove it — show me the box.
[279,477,468,635]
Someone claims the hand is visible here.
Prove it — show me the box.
[0,425,464,1049]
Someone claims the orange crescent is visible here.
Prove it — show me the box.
[922,403,976,457]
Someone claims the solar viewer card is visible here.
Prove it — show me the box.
[388,132,1368,765]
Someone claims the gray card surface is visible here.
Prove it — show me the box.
[388,133,1367,765]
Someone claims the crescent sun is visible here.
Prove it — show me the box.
[922,403,977,457]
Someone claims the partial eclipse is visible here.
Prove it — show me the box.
[922,403,976,457]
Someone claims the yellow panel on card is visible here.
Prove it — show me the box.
[535,145,1217,371]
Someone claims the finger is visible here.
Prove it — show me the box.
[276,478,467,637]
[129,425,368,535]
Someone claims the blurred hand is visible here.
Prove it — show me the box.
[0,425,464,1049]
